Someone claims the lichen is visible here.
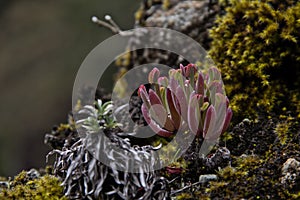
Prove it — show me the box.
[116,0,224,74]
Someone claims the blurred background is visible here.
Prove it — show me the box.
[0,0,139,176]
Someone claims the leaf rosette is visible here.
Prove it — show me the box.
[139,64,232,141]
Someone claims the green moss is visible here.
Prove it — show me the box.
[198,157,289,199]
[274,117,294,145]
[235,155,263,172]
[209,0,300,120]
[0,171,67,200]
[175,192,193,200]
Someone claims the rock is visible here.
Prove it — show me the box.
[280,158,300,189]
[0,181,9,190]
[199,174,218,183]
[26,168,40,180]
[201,147,231,170]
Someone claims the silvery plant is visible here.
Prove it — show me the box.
[47,100,170,200]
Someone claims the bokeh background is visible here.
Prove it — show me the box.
[0,0,139,176]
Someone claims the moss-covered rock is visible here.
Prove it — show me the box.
[209,0,300,120]
[115,0,224,72]
[181,116,300,199]
[0,170,67,200]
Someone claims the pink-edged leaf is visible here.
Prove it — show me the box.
[149,89,162,106]
[150,105,176,132]
[167,89,181,130]
[148,89,175,132]
[222,107,233,133]
[188,93,202,136]
[173,69,185,88]
[148,90,167,123]
[208,67,222,82]
[184,80,193,101]
[169,77,179,93]
[195,72,205,95]
[158,76,168,87]
[208,81,223,105]
[141,104,173,137]
[138,85,150,108]
[148,67,160,83]
[213,93,227,135]
[197,95,205,134]
[171,91,181,117]
[203,105,217,139]
[180,64,185,76]
[226,96,230,107]
[185,64,197,81]
[141,104,152,125]
[168,69,177,78]
[176,86,188,121]
[160,87,168,109]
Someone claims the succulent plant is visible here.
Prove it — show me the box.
[76,99,121,132]
[138,64,232,140]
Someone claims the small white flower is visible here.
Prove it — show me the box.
[105,15,112,21]
[91,16,98,23]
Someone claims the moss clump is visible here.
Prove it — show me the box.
[274,116,294,145]
[175,192,193,200]
[209,0,300,120]
[0,171,67,200]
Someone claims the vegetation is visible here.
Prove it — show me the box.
[2,0,300,199]
[209,0,300,120]
[0,171,67,200]
[139,64,232,138]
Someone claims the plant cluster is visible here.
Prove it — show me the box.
[47,100,170,200]
[138,64,232,139]
[209,0,300,120]
[76,99,121,131]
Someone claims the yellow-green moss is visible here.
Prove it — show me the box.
[274,118,293,145]
[198,155,292,199]
[175,192,193,200]
[0,171,67,200]
[162,0,171,10]
[209,0,300,120]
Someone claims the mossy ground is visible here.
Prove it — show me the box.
[0,170,67,200]
[173,116,300,199]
